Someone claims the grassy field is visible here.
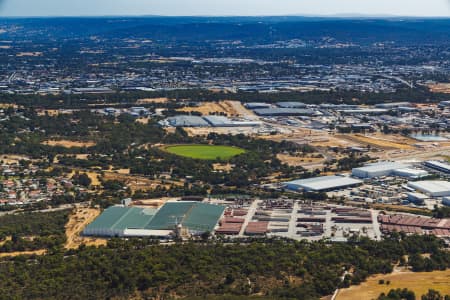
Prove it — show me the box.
[164,144,245,160]
[336,269,450,300]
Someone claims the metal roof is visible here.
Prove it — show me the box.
[408,181,450,194]
[85,202,225,235]
[253,108,316,116]
[353,162,409,173]
[276,102,307,108]
[203,115,235,126]
[84,206,157,232]
[425,161,450,172]
[146,201,225,232]
[286,175,363,192]
[167,115,209,127]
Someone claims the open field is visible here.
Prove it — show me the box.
[102,171,182,192]
[178,100,255,117]
[163,144,245,160]
[429,83,450,94]
[43,139,96,148]
[277,153,325,167]
[336,134,414,150]
[65,206,107,249]
[336,269,450,300]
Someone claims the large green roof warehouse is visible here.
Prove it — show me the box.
[83,202,225,238]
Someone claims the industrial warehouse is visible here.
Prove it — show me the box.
[284,175,363,192]
[352,161,410,178]
[83,201,225,238]
[161,115,261,127]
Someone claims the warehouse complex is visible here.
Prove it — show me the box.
[83,202,225,238]
[284,175,363,192]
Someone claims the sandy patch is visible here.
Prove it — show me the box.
[43,140,96,148]
[136,97,170,104]
[65,206,107,249]
[178,100,254,117]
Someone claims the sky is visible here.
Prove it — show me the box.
[0,0,449,17]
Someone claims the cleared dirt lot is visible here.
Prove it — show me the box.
[429,83,450,93]
[336,134,414,150]
[336,269,450,300]
[178,100,255,117]
[65,206,107,249]
[0,249,46,258]
[277,153,325,167]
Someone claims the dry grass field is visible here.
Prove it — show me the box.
[277,153,325,167]
[336,134,414,150]
[102,171,182,192]
[43,139,96,148]
[336,269,450,300]
[65,206,107,249]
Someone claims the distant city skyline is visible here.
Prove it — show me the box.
[0,0,449,17]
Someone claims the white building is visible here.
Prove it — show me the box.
[408,181,450,197]
[352,162,409,179]
[285,175,363,192]
[393,168,429,179]
[442,197,450,206]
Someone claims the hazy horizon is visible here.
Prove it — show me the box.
[0,0,449,17]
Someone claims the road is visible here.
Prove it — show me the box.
[371,209,382,241]
[238,199,259,236]
[287,201,299,237]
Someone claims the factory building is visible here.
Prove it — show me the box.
[83,201,225,238]
[253,108,316,116]
[203,116,261,127]
[424,161,450,174]
[442,197,450,207]
[276,102,307,108]
[393,168,429,179]
[166,116,210,127]
[284,175,363,192]
[375,102,411,109]
[407,181,450,197]
[244,102,271,109]
[407,192,429,205]
[163,115,261,127]
[337,109,388,115]
[352,162,410,178]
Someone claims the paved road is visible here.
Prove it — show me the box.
[238,200,259,236]
[287,201,299,237]
[371,209,382,241]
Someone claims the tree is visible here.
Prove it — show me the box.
[72,173,92,187]
[422,289,444,300]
